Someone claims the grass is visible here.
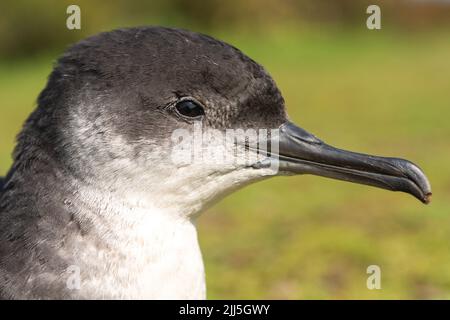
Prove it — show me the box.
[1,29,449,299]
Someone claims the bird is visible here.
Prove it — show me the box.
[0,26,431,300]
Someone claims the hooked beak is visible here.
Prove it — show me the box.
[259,121,432,204]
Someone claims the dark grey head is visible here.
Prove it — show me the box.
[14,26,431,217]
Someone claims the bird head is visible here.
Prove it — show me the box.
[30,27,431,217]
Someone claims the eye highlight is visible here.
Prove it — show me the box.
[175,100,205,118]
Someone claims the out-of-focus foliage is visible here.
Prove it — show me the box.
[0,0,449,299]
[0,0,449,57]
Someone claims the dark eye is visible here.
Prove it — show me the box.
[175,100,205,118]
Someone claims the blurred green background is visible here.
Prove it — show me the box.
[0,0,449,299]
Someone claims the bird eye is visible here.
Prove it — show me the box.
[175,100,205,118]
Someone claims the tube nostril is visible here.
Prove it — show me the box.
[280,121,322,144]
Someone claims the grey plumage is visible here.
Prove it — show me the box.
[0,26,287,299]
[0,26,431,300]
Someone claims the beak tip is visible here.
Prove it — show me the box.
[423,192,432,205]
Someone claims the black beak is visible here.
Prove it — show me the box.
[261,121,432,204]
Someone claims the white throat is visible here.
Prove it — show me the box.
[61,122,277,299]
[66,185,207,300]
